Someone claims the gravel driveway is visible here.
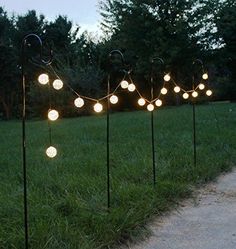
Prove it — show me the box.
[121,169,236,249]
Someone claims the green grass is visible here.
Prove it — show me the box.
[0,103,235,249]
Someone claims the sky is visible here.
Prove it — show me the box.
[0,0,102,34]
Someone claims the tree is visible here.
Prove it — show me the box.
[0,8,19,120]
[209,0,236,100]
[13,10,45,48]
[216,0,236,76]
[99,0,235,106]
[99,0,222,89]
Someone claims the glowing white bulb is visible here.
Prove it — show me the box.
[121,80,129,89]
[138,98,146,106]
[192,91,198,98]
[52,79,63,90]
[46,146,57,158]
[147,104,154,112]
[164,74,171,82]
[74,97,84,108]
[38,74,49,85]
[183,93,189,99]
[155,99,162,107]
[206,90,213,96]
[48,109,59,121]
[161,87,168,95]
[199,83,205,90]
[94,103,103,113]
[202,73,208,80]
[174,86,181,93]
[110,95,118,104]
[128,83,136,92]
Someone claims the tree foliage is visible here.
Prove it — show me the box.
[0,1,235,119]
[0,9,102,119]
[216,0,236,74]
[0,8,19,119]
[100,0,235,101]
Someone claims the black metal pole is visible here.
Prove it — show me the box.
[149,57,163,186]
[191,59,204,168]
[151,108,156,186]
[21,41,29,249]
[107,75,111,209]
[20,34,53,248]
[192,102,197,168]
[150,78,156,186]
[106,50,125,208]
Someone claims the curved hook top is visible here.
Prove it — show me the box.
[21,33,53,66]
[192,59,205,73]
[193,58,203,66]
[108,49,131,75]
[150,56,165,79]
[108,50,125,65]
[149,56,165,88]
[150,56,164,65]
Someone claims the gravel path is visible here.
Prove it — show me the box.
[122,169,236,249]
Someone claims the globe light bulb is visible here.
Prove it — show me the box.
[74,97,84,108]
[161,87,168,95]
[46,146,57,158]
[199,83,205,90]
[192,91,198,98]
[121,80,129,89]
[138,98,146,106]
[38,74,49,85]
[183,93,189,99]
[147,104,154,112]
[94,103,103,113]
[48,109,59,121]
[206,90,213,96]
[164,74,171,82]
[128,83,136,92]
[110,95,118,104]
[52,79,63,90]
[155,99,162,107]
[202,73,208,80]
[174,86,181,93]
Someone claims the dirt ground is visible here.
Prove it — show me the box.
[121,169,236,249]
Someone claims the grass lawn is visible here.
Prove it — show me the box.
[0,103,235,249]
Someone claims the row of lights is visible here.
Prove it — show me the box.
[74,95,119,113]
[120,74,170,112]
[161,73,212,100]
[38,72,212,157]
[174,83,212,99]
[38,73,123,157]
[131,73,212,111]
[38,73,172,114]
[137,98,163,112]
[39,72,212,116]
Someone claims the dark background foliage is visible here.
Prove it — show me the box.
[0,0,235,120]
